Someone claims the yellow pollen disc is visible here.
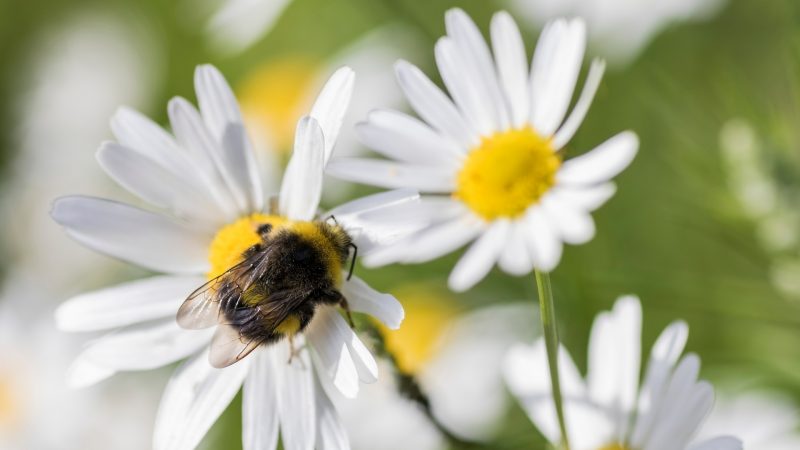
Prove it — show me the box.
[208,213,286,279]
[597,444,629,450]
[455,127,560,221]
[237,58,319,153]
[379,286,459,374]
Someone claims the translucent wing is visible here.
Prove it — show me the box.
[176,250,270,329]
[209,323,262,368]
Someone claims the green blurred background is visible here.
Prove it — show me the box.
[2,0,800,448]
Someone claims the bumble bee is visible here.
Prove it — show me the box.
[177,219,357,368]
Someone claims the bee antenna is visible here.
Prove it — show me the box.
[347,243,357,281]
[323,214,339,226]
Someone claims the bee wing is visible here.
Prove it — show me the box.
[176,254,265,330]
[209,323,262,368]
[253,288,320,336]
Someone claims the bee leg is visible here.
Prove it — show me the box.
[286,335,308,368]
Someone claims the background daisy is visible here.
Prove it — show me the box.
[327,8,638,291]
[504,296,742,450]
[335,287,536,448]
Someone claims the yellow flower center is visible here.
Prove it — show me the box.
[598,445,629,450]
[208,213,286,279]
[379,286,459,374]
[455,127,560,221]
[238,58,319,153]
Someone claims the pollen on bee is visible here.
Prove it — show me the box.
[207,213,286,279]
[275,315,302,335]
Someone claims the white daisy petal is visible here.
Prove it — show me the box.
[435,36,494,136]
[631,320,690,447]
[392,214,484,264]
[51,196,212,274]
[587,296,641,440]
[524,206,563,272]
[56,275,203,332]
[357,109,463,164]
[530,18,586,136]
[79,319,213,372]
[310,66,355,163]
[557,131,639,185]
[96,142,223,226]
[66,356,117,389]
[112,105,237,221]
[313,369,350,450]
[689,436,743,450]
[194,64,243,139]
[643,355,708,450]
[328,189,426,255]
[498,221,534,276]
[326,158,456,193]
[306,310,360,398]
[552,59,606,149]
[206,0,291,54]
[550,183,617,212]
[279,116,325,221]
[394,60,478,148]
[153,349,249,450]
[503,341,597,446]
[325,188,420,218]
[275,342,316,450]
[341,275,404,329]
[541,192,596,245]
[221,122,264,212]
[491,11,530,128]
[110,106,188,173]
[445,8,510,130]
[243,349,280,450]
[318,307,378,384]
[448,219,511,291]
[168,96,246,212]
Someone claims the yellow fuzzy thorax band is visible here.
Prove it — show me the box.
[455,127,560,221]
[207,213,285,279]
[207,214,344,286]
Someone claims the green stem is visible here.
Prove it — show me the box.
[534,270,570,450]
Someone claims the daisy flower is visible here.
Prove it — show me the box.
[503,296,743,450]
[51,64,419,450]
[337,288,536,449]
[511,0,725,65]
[699,391,800,449]
[207,0,293,54]
[327,8,639,291]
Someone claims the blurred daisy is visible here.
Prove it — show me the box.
[51,64,419,449]
[0,293,155,450]
[337,287,536,448]
[327,9,639,291]
[237,25,422,202]
[511,0,726,65]
[206,0,293,54]
[504,296,742,450]
[698,391,800,449]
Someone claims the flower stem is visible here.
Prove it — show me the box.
[534,270,570,450]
